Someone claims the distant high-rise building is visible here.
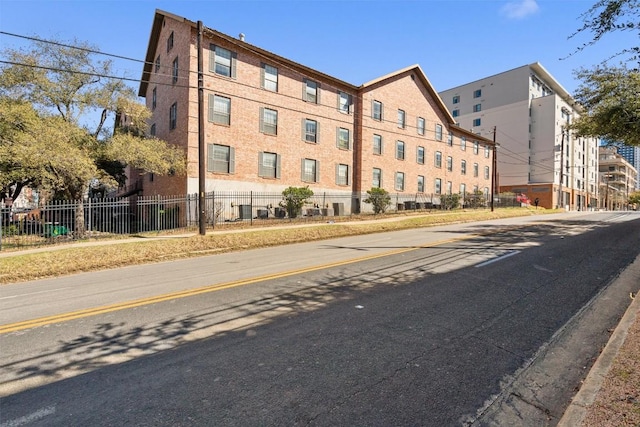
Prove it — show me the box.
[617,145,640,190]
[439,63,600,210]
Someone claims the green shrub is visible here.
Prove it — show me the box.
[280,186,314,218]
[364,188,391,214]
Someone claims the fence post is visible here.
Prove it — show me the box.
[250,191,253,226]
[156,194,161,234]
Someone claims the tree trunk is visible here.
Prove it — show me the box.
[70,185,87,238]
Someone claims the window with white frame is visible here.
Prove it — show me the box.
[398,109,406,129]
[209,95,231,125]
[461,136,467,151]
[259,152,280,178]
[447,181,452,194]
[395,172,405,191]
[210,45,235,77]
[336,164,349,186]
[461,160,467,175]
[304,79,318,103]
[447,132,453,146]
[304,119,318,143]
[473,163,479,177]
[484,166,490,179]
[302,158,319,182]
[172,57,178,84]
[447,156,453,172]
[260,107,278,135]
[460,183,466,195]
[373,134,382,155]
[417,117,425,135]
[435,151,442,168]
[435,178,442,195]
[262,63,278,92]
[418,175,425,192]
[169,102,177,130]
[337,127,350,150]
[208,144,235,174]
[473,141,479,154]
[484,146,490,158]
[435,124,443,141]
[338,92,351,113]
[417,146,425,164]
[372,168,382,188]
[372,100,383,121]
[396,140,405,160]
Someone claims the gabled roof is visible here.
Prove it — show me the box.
[139,9,357,97]
[360,64,456,125]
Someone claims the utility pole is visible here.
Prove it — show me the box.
[197,21,206,236]
[557,129,565,210]
[491,126,497,212]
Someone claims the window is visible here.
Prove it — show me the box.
[396,140,405,160]
[150,123,156,136]
[172,57,179,84]
[473,118,481,127]
[260,107,277,135]
[303,119,318,143]
[446,156,453,172]
[412,118,424,137]
[210,45,236,78]
[336,164,349,186]
[453,95,460,104]
[435,178,442,195]
[373,134,383,155]
[473,141,479,154]
[484,146,490,158]
[167,31,174,52]
[447,132,453,146]
[452,109,459,118]
[417,175,425,193]
[338,92,351,113]
[447,181,452,194]
[303,79,319,103]
[155,55,160,73]
[372,168,382,188]
[417,146,425,164]
[461,136,467,151]
[473,103,482,112]
[262,63,278,92]
[398,109,406,129]
[152,87,157,110]
[474,89,482,98]
[208,144,235,174]
[209,95,231,125]
[337,127,350,150]
[435,124,443,141]
[302,158,319,182]
[461,160,467,175]
[484,166,490,179]
[473,163,479,177]
[259,152,280,178]
[460,183,466,195]
[435,151,442,168]
[395,172,405,191]
[372,100,383,121]
[169,102,177,130]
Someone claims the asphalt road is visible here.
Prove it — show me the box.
[1,211,639,426]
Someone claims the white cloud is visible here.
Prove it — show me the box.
[501,0,540,19]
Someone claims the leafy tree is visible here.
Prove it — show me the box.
[629,190,640,207]
[280,186,314,218]
[0,38,185,236]
[364,188,391,214]
[567,0,639,65]
[570,65,640,146]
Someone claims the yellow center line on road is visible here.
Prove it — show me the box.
[0,233,482,335]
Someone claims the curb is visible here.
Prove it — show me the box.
[557,253,640,426]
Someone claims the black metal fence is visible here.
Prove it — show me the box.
[1,191,524,251]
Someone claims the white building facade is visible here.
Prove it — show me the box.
[439,63,599,210]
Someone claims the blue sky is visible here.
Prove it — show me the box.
[0,0,634,97]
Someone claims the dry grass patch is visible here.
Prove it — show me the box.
[1,208,549,284]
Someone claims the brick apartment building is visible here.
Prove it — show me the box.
[134,9,495,214]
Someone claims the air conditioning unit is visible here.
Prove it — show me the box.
[238,205,252,220]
